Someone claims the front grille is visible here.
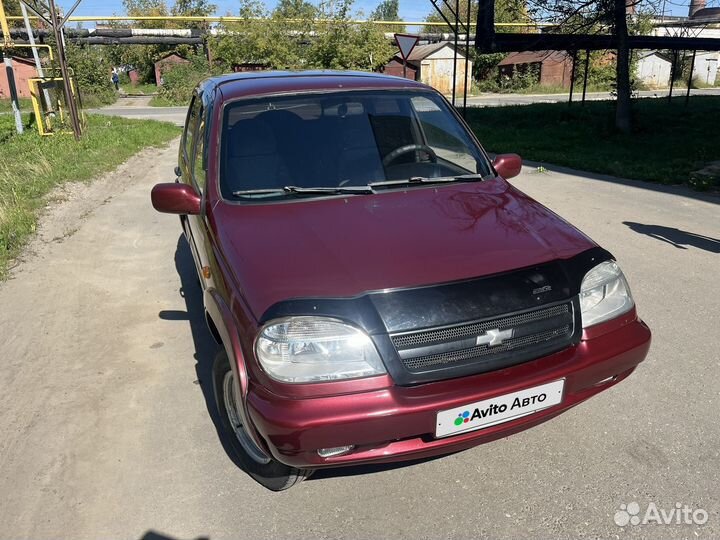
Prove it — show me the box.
[390,301,576,377]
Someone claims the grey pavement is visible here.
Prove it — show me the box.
[0,142,719,539]
[89,96,187,126]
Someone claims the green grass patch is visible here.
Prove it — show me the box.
[465,96,720,189]
[0,114,180,279]
[148,94,183,107]
[122,83,160,95]
[0,98,33,113]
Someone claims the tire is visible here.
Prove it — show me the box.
[212,350,312,491]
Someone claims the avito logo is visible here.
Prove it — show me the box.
[453,393,548,427]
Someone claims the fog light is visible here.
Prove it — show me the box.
[317,445,354,458]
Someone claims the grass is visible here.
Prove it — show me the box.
[465,96,720,189]
[122,83,159,95]
[0,98,33,112]
[0,114,180,279]
[148,95,182,107]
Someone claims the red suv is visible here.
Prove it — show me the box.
[152,71,651,491]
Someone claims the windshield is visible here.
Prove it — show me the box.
[219,90,493,200]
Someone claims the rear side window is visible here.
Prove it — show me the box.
[193,114,206,191]
[183,95,202,167]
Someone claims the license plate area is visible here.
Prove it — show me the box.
[435,379,565,438]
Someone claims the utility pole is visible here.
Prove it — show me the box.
[47,0,82,139]
[20,0,83,139]
[20,1,53,110]
[0,0,24,134]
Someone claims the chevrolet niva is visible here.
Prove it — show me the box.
[151,71,651,491]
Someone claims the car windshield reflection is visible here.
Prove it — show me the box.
[220,90,492,200]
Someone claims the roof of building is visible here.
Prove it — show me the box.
[155,52,189,64]
[393,42,467,62]
[637,50,673,63]
[498,50,570,66]
[6,56,36,66]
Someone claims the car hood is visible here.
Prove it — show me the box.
[213,178,596,321]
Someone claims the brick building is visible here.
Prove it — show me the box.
[0,56,37,100]
[498,51,574,89]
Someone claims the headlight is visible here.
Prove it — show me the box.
[255,317,386,383]
[580,261,635,328]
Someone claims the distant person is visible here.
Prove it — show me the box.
[112,70,119,91]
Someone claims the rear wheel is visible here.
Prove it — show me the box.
[213,350,312,491]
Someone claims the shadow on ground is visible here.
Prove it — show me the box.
[140,532,208,540]
[623,221,720,253]
[308,453,448,481]
[162,235,252,472]
[164,235,449,485]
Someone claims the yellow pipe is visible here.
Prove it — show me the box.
[11,42,54,61]
[0,0,12,47]
[4,15,551,27]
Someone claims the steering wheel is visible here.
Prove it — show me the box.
[382,144,438,167]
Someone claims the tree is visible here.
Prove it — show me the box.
[172,0,217,29]
[210,0,394,72]
[65,43,116,105]
[172,0,216,16]
[274,0,318,19]
[309,0,394,70]
[523,0,645,132]
[370,0,404,33]
[210,0,315,69]
[614,0,632,132]
[2,0,22,17]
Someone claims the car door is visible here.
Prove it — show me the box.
[180,92,211,285]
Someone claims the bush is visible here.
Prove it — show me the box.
[65,44,117,106]
[498,64,540,92]
[157,56,214,106]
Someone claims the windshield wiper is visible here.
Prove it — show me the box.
[368,174,485,189]
[283,185,375,195]
[232,185,374,198]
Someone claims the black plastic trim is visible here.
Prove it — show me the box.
[259,246,614,385]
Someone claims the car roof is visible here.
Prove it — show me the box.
[200,70,431,101]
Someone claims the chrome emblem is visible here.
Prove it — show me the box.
[533,285,552,295]
[476,328,514,347]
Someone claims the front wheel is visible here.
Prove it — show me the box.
[213,350,312,491]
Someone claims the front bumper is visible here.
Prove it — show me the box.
[246,318,651,468]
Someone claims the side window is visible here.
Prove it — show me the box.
[183,95,201,168]
[411,96,482,174]
[193,113,206,192]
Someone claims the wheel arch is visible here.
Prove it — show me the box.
[203,288,268,453]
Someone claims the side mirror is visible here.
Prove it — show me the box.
[151,183,201,215]
[493,153,522,180]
